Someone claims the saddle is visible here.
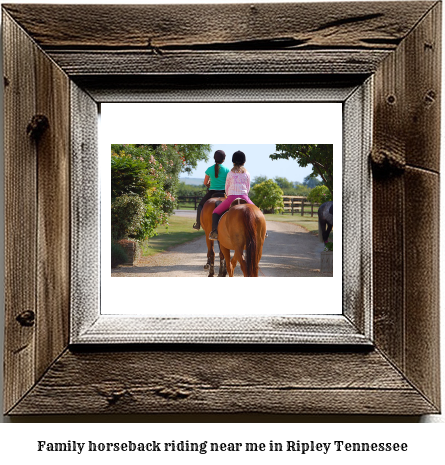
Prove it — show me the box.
[229,198,249,208]
[215,198,249,227]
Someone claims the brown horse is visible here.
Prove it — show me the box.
[200,197,227,277]
[201,199,267,277]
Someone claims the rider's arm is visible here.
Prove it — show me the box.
[204,174,210,187]
[225,172,232,195]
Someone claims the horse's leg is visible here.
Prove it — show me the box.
[205,236,215,277]
[319,219,327,242]
[218,247,227,277]
[220,246,233,277]
[325,223,333,242]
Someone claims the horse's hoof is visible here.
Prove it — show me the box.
[204,263,210,270]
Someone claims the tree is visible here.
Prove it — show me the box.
[250,180,284,213]
[270,144,333,193]
[308,185,332,204]
[175,144,211,174]
[273,176,294,190]
[303,175,322,189]
[251,175,268,187]
[294,184,311,197]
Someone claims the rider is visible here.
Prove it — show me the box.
[193,149,229,230]
[209,150,255,240]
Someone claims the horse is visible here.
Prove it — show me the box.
[318,201,333,243]
[202,198,267,277]
[200,196,228,277]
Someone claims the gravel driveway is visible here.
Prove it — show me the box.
[112,211,332,278]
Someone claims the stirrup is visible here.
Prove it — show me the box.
[192,222,200,230]
[209,230,218,240]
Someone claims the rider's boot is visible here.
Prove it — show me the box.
[209,212,220,240]
[193,204,203,230]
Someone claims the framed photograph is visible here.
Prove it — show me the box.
[3,2,440,415]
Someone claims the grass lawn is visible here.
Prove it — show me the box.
[140,215,204,256]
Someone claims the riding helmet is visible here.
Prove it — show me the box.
[232,150,246,165]
[213,150,226,163]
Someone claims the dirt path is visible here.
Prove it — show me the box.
[112,211,331,278]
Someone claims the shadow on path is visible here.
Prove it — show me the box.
[112,220,332,278]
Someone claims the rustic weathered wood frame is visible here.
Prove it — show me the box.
[3,2,441,415]
[72,83,372,346]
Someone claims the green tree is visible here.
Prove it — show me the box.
[294,184,311,197]
[273,176,297,195]
[132,143,210,174]
[251,175,268,187]
[250,180,284,213]
[270,144,333,193]
[274,176,294,190]
[175,144,211,174]
[303,175,322,189]
[308,185,332,204]
[177,182,207,197]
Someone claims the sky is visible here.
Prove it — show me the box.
[186,144,315,184]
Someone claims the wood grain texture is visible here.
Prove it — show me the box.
[47,50,390,76]
[75,75,365,103]
[404,168,440,408]
[2,2,435,50]
[2,2,441,416]
[70,83,100,339]
[404,2,441,172]
[3,12,38,414]
[342,81,372,336]
[372,3,441,411]
[372,175,405,368]
[8,349,437,415]
[35,43,71,380]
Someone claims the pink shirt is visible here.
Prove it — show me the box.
[225,170,251,196]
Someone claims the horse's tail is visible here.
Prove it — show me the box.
[244,207,258,277]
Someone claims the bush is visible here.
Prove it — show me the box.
[111,241,128,268]
[111,153,152,200]
[111,194,146,240]
[250,180,284,213]
[308,184,332,204]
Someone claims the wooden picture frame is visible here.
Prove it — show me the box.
[2,2,441,416]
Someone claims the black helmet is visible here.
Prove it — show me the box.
[214,150,226,163]
[232,150,246,165]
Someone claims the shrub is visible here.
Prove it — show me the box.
[111,153,152,200]
[308,184,332,204]
[250,180,284,213]
[111,241,128,268]
[324,241,333,252]
[111,194,146,240]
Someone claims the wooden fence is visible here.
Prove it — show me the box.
[177,196,202,210]
[178,195,320,216]
[281,196,320,217]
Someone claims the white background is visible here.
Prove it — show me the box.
[101,102,342,316]
[0,0,444,459]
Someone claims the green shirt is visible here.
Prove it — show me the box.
[205,164,229,191]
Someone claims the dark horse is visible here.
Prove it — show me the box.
[201,198,267,277]
[318,201,333,243]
